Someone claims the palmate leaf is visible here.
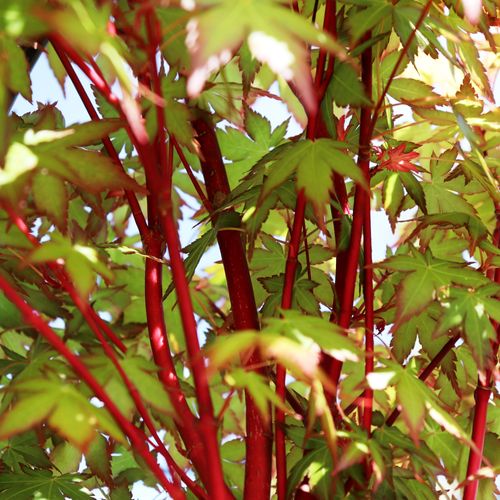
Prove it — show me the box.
[437,284,500,370]
[84,354,175,417]
[378,248,487,323]
[32,171,68,231]
[263,311,361,363]
[260,139,365,221]
[217,108,287,189]
[423,150,477,216]
[0,35,32,101]
[387,78,444,107]
[0,378,124,452]
[1,432,52,471]
[0,120,144,213]
[380,363,469,444]
[186,0,347,112]
[0,470,91,500]
[207,312,359,383]
[224,368,287,419]
[287,442,332,499]
[326,61,371,107]
[347,1,393,42]
[84,433,112,482]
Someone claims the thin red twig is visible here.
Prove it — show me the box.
[368,0,433,136]
[0,275,185,500]
[51,41,149,240]
[171,136,213,213]
[385,333,461,426]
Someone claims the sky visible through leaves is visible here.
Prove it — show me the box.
[9,36,500,498]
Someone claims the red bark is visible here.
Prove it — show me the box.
[193,115,273,500]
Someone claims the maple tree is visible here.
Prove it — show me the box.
[0,0,499,499]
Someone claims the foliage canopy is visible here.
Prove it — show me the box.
[0,0,498,499]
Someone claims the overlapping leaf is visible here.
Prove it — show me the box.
[258,138,365,221]
[378,248,487,323]
[185,0,347,112]
[0,378,123,451]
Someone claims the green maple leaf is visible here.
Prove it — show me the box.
[0,378,123,451]
[423,149,477,216]
[1,432,52,471]
[260,138,365,221]
[0,35,32,101]
[0,470,91,500]
[0,120,145,222]
[437,284,500,370]
[217,108,288,189]
[186,0,346,111]
[378,248,487,323]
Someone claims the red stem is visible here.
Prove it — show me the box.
[171,136,213,213]
[0,275,185,500]
[463,214,499,500]
[51,41,149,240]
[160,210,229,499]
[361,200,374,434]
[328,35,373,390]
[275,1,337,492]
[4,205,206,498]
[463,373,493,500]
[360,33,375,436]
[277,189,308,500]
[192,115,273,500]
[145,20,228,496]
[144,240,212,483]
[53,31,215,490]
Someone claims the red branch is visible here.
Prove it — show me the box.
[145,16,228,497]
[53,32,217,491]
[274,1,339,494]
[327,35,373,394]
[0,275,184,500]
[361,196,374,434]
[360,37,374,436]
[276,187,308,500]
[51,41,149,240]
[463,213,499,500]
[171,136,213,213]
[192,115,273,500]
[385,333,461,426]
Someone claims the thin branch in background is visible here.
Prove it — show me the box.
[171,136,213,213]
[385,333,461,426]
[51,41,149,240]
